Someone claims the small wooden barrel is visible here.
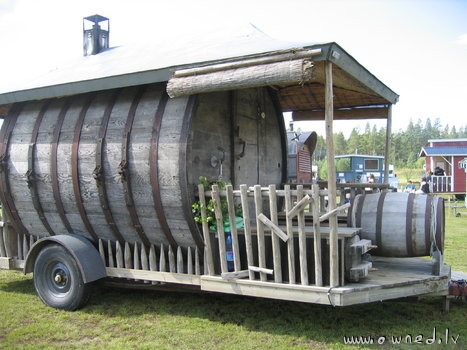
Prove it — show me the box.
[0,83,286,250]
[349,192,444,257]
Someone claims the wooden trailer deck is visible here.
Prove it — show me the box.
[0,183,450,307]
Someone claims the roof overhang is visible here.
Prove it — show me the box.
[0,42,398,120]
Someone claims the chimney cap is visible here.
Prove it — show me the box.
[84,14,109,24]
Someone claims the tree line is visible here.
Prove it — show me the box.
[311,118,467,171]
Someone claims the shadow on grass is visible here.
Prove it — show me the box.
[0,273,35,295]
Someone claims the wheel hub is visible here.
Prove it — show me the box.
[52,268,68,287]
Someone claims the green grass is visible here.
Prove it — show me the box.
[1,211,466,349]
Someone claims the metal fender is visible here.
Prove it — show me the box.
[24,235,107,283]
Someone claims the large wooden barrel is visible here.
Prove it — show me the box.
[349,192,444,257]
[0,83,286,250]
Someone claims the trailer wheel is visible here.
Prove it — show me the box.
[33,244,91,311]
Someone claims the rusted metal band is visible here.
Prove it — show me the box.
[149,91,177,248]
[27,100,56,236]
[72,93,99,241]
[94,89,125,243]
[424,195,433,255]
[0,104,30,235]
[179,95,204,249]
[405,193,415,257]
[51,98,73,233]
[120,86,150,247]
[375,191,387,252]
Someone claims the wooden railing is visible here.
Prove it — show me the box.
[198,183,354,287]
[431,175,452,193]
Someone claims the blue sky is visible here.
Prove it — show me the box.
[1,0,466,136]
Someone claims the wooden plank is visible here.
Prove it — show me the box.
[106,267,201,285]
[324,61,339,287]
[221,270,250,280]
[124,242,132,269]
[212,184,227,273]
[197,184,215,275]
[312,185,323,286]
[201,275,334,305]
[249,266,273,275]
[0,226,5,257]
[149,244,157,271]
[177,246,184,273]
[254,185,267,282]
[284,185,296,284]
[140,244,149,271]
[318,202,350,222]
[133,243,140,270]
[286,194,312,219]
[98,239,105,264]
[297,185,309,286]
[238,225,360,237]
[168,245,176,273]
[240,184,254,280]
[159,244,166,272]
[226,185,240,271]
[257,214,288,242]
[268,184,282,283]
[195,247,200,275]
[107,240,115,268]
[187,247,193,275]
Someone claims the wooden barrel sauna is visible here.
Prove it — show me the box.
[349,192,444,257]
[0,83,286,251]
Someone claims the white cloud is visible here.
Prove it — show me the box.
[456,33,467,46]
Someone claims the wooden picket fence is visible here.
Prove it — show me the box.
[199,183,350,287]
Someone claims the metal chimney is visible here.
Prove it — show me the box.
[83,14,109,56]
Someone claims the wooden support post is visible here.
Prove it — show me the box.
[254,185,267,282]
[22,234,28,258]
[187,246,193,275]
[107,240,115,268]
[383,104,393,187]
[268,184,282,283]
[226,185,241,271]
[168,245,176,272]
[195,246,201,275]
[197,184,215,275]
[124,242,132,269]
[212,184,228,273]
[325,61,339,287]
[149,244,157,271]
[159,244,166,272]
[141,244,149,271]
[284,185,296,284]
[0,225,5,258]
[297,185,309,286]
[177,246,184,273]
[133,242,140,270]
[312,184,323,286]
[98,239,105,265]
[116,241,123,268]
[240,184,255,280]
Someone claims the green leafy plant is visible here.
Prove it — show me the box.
[192,176,242,230]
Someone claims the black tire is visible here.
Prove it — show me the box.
[33,244,91,311]
[455,194,466,201]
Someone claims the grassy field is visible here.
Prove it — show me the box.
[1,208,466,349]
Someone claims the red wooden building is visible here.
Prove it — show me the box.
[419,138,467,197]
